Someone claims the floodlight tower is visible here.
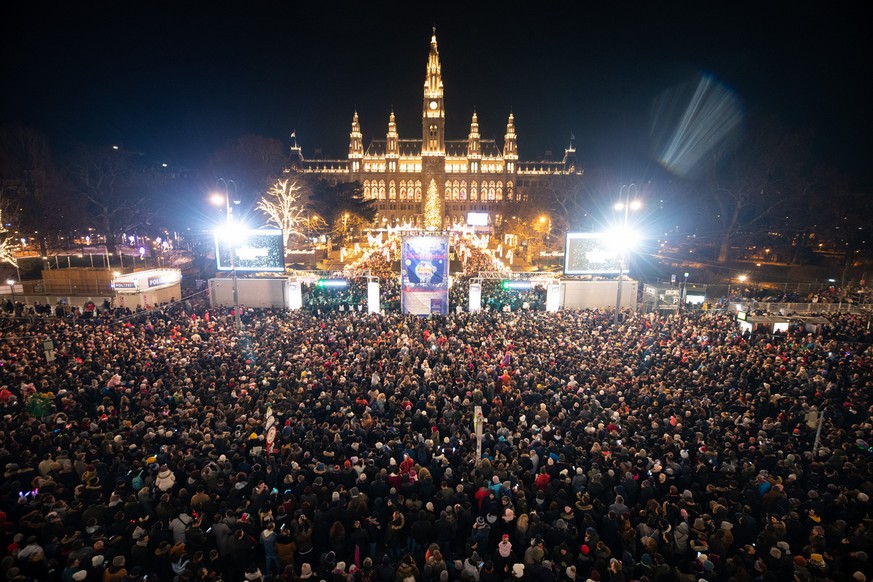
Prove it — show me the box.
[212,179,242,330]
[613,185,642,328]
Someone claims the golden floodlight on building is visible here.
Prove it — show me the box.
[287,29,582,232]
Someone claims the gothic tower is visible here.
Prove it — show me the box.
[349,110,363,175]
[421,27,445,229]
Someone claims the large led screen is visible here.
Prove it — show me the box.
[401,236,449,315]
[215,229,285,272]
[564,233,622,275]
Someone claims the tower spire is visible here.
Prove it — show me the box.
[467,110,481,158]
[504,112,518,159]
[348,109,363,172]
[422,28,445,155]
[387,109,398,157]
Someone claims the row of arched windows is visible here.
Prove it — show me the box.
[363,180,424,201]
[363,179,524,203]
[442,180,516,202]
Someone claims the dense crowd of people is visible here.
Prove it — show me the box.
[1,282,872,582]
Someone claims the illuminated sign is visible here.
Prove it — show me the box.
[147,275,175,287]
[112,281,136,289]
[316,279,348,288]
[501,280,532,290]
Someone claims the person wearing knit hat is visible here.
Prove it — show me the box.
[498,534,513,559]
[808,554,825,568]
[512,564,525,578]
[793,556,807,568]
[300,563,313,579]
[770,547,782,560]
[566,565,577,581]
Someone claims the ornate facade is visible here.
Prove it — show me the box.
[289,29,582,230]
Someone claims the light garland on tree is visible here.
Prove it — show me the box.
[424,179,441,231]
[0,209,19,269]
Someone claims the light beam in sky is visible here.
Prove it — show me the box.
[650,74,744,177]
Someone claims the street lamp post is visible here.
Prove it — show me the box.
[213,179,242,331]
[613,185,641,328]
[6,279,16,310]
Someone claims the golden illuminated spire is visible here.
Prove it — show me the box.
[504,111,518,159]
[425,28,442,96]
[468,110,481,158]
[387,109,398,156]
[349,109,363,159]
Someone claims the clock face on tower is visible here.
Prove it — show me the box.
[429,100,438,110]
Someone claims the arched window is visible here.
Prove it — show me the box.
[470,181,478,201]
[496,181,503,201]
[415,180,422,201]
[399,180,407,201]
[429,125,438,150]
[379,180,386,200]
[460,180,467,200]
[445,180,452,201]
[452,180,460,200]
[364,180,371,199]
[389,180,396,200]
[506,181,514,201]
[487,181,496,201]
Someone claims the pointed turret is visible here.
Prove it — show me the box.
[467,110,481,159]
[504,112,518,160]
[387,110,398,157]
[562,132,578,170]
[348,110,363,173]
[349,110,363,158]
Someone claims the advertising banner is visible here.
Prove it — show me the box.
[469,282,482,312]
[401,236,449,315]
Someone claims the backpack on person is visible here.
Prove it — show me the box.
[131,469,145,491]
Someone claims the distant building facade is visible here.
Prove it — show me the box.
[288,30,582,230]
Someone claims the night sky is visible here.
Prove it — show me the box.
[2,2,871,191]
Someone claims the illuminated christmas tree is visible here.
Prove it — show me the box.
[424,179,441,231]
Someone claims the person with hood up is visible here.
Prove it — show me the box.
[155,464,176,492]
[462,552,483,582]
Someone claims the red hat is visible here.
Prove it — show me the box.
[503,534,509,540]
[580,544,590,555]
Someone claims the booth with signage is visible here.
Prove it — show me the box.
[111,269,182,309]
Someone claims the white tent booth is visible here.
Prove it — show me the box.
[111,269,182,309]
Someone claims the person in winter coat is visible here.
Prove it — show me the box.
[461,552,482,582]
[102,556,127,582]
[155,464,176,492]
[170,512,194,544]
[386,510,406,559]
[261,522,281,579]
[396,552,421,582]
[495,534,514,573]
[423,548,447,582]
[276,527,297,569]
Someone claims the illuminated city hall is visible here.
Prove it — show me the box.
[289,29,582,230]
